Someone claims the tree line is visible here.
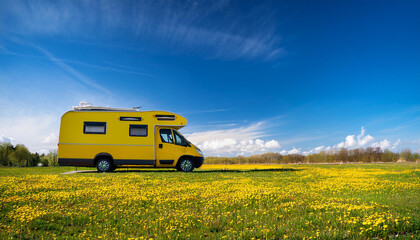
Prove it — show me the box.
[205,147,420,164]
[1,141,419,166]
[0,142,58,167]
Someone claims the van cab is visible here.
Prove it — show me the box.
[58,103,204,172]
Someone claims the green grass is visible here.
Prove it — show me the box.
[0,166,91,176]
[0,163,418,239]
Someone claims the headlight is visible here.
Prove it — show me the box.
[196,148,203,155]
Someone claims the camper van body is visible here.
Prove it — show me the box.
[57,108,204,172]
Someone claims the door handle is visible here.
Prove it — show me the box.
[159,144,163,148]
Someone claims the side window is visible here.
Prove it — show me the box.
[84,122,106,134]
[159,129,173,143]
[129,125,147,137]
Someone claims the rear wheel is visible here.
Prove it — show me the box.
[177,159,194,172]
[96,158,113,172]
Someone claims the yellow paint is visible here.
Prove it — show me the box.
[58,110,203,168]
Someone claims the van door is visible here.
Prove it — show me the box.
[155,127,185,167]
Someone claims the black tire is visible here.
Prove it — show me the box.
[177,159,194,172]
[96,158,113,172]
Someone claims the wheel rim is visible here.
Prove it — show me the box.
[180,160,192,171]
[98,160,110,171]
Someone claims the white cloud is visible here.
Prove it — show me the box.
[0,114,59,153]
[366,137,400,151]
[37,149,51,155]
[315,145,331,152]
[302,145,332,155]
[0,98,128,153]
[186,122,281,156]
[188,125,405,157]
[371,139,391,149]
[287,148,301,154]
[391,139,400,150]
[301,127,401,155]
[278,147,302,155]
[42,133,58,144]
[265,140,281,148]
[334,127,374,148]
[0,134,15,144]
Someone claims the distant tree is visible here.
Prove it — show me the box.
[413,153,420,161]
[338,148,349,162]
[316,151,330,163]
[305,154,315,163]
[40,155,49,166]
[0,142,15,166]
[350,148,362,162]
[249,152,283,164]
[382,149,397,162]
[10,144,31,166]
[46,150,58,166]
[287,154,305,163]
[373,147,383,162]
[400,149,413,161]
[364,147,375,162]
[29,153,41,167]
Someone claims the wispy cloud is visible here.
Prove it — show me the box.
[3,36,113,94]
[181,108,230,114]
[0,44,8,52]
[278,135,326,146]
[378,125,407,133]
[33,45,111,95]
[49,58,154,78]
[0,45,153,78]
[1,0,284,60]
[154,24,284,60]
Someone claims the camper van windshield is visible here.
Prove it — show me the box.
[174,130,189,146]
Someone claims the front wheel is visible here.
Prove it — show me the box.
[177,159,194,172]
[96,158,113,172]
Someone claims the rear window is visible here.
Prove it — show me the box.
[84,122,106,134]
[129,125,148,137]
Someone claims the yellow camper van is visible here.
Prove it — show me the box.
[58,104,204,172]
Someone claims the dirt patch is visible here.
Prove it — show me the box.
[61,170,97,174]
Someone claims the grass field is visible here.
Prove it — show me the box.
[0,164,419,239]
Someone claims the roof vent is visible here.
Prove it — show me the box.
[78,101,92,108]
[73,102,141,112]
[154,114,176,121]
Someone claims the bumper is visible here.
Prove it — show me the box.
[194,156,204,168]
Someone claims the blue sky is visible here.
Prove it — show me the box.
[1,0,419,155]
